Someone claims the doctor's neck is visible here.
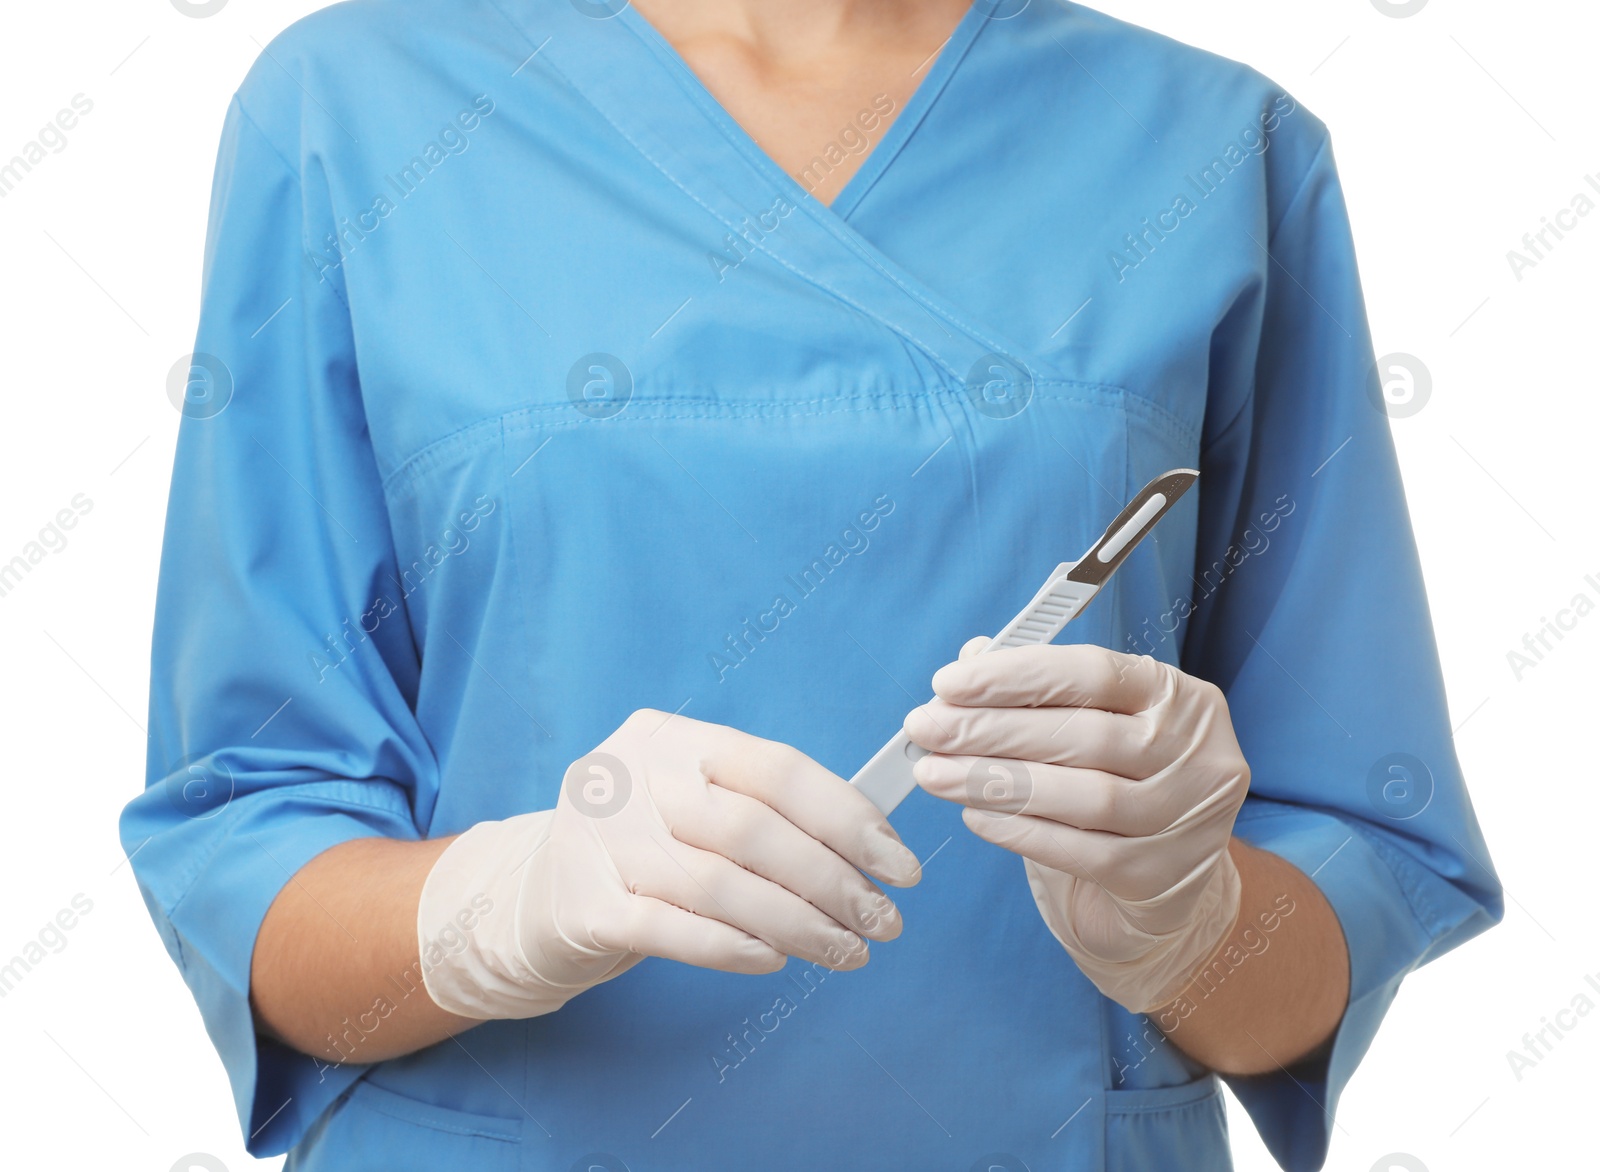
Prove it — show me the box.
[629,0,970,65]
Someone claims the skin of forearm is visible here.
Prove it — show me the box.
[250,836,479,1065]
[1148,837,1351,1075]
[252,833,1349,1077]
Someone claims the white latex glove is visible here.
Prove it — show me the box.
[905,640,1249,1013]
[418,709,921,1020]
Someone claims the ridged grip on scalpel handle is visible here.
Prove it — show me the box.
[847,569,1103,816]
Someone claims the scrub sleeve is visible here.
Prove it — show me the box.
[120,82,432,1154]
[1178,130,1503,1171]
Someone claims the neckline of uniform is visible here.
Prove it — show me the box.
[611,0,998,221]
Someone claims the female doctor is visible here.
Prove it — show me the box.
[122,0,1502,1168]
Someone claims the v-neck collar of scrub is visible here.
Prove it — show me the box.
[502,0,1039,384]
[613,0,991,221]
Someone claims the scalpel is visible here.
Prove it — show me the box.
[848,468,1199,815]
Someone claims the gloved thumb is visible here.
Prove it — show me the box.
[958,635,993,661]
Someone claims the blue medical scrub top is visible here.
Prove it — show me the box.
[121,1,1502,1168]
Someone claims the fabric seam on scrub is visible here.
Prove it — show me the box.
[382,382,1197,495]
[528,31,1038,388]
[1192,132,1336,457]
[489,414,546,818]
[233,37,1199,489]
[1102,1074,1222,1114]
[1232,807,1438,939]
[1348,817,1456,940]
[233,94,303,183]
[234,19,1303,461]
[154,885,190,974]
[157,780,416,923]
[1112,406,1133,649]
[1194,372,1254,470]
[233,90,354,316]
[519,47,971,385]
[1265,130,1334,247]
[349,1082,520,1142]
[383,386,1189,495]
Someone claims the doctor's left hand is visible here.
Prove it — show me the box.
[904,641,1250,1014]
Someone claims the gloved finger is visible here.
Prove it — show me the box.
[701,728,922,888]
[958,634,993,661]
[904,697,1162,779]
[931,643,1176,715]
[622,833,870,969]
[664,783,904,942]
[912,753,1180,837]
[601,894,789,975]
[957,806,1183,904]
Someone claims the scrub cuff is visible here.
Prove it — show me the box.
[1222,804,1439,1172]
[124,780,418,1156]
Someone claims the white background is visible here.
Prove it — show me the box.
[0,1,1593,1169]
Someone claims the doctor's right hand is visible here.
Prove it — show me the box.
[417,709,921,1020]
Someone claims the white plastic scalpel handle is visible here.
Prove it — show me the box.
[848,564,1103,816]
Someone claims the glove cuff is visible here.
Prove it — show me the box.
[417,811,573,1021]
[1123,851,1243,1012]
[1027,849,1243,1015]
